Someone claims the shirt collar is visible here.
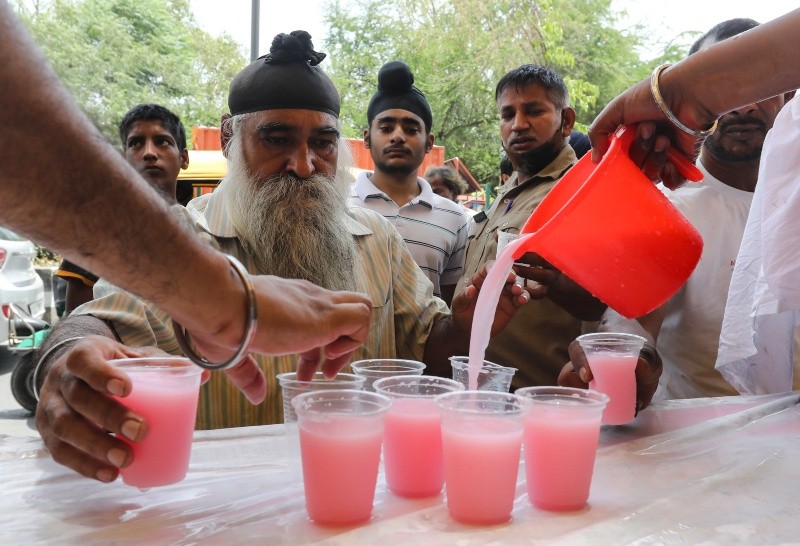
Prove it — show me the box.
[353,171,433,208]
[506,144,578,188]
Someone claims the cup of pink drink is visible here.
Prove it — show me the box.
[350,359,426,392]
[109,357,202,489]
[292,389,391,526]
[373,376,464,498]
[576,332,646,425]
[277,372,366,423]
[516,386,609,511]
[450,356,517,392]
[436,391,529,524]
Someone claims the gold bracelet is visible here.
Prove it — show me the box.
[172,255,258,370]
[650,63,718,138]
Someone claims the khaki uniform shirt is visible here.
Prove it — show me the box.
[458,145,580,388]
[81,188,449,429]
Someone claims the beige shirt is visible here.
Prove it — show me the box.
[81,187,449,428]
[458,145,581,388]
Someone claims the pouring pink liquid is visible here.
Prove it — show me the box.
[467,234,534,389]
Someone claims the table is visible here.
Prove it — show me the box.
[2,393,799,544]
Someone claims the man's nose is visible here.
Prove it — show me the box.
[142,140,158,159]
[286,144,315,178]
[389,127,406,144]
[511,111,530,131]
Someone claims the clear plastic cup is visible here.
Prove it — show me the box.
[516,386,609,511]
[576,332,646,425]
[373,376,464,498]
[350,359,426,392]
[109,357,202,489]
[292,389,391,525]
[277,372,365,423]
[436,390,528,524]
[449,356,516,392]
[496,229,519,257]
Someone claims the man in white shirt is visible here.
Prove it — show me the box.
[349,61,470,305]
[561,18,789,403]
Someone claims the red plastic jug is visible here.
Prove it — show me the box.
[515,125,704,318]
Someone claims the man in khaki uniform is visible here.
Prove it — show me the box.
[458,65,606,388]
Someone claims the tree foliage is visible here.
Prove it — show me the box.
[323,0,684,184]
[13,0,246,146]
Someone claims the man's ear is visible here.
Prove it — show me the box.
[363,128,370,148]
[425,133,435,153]
[220,113,232,158]
[180,148,189,170]
[561,107,576,137]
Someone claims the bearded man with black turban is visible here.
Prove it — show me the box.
[33,31,533,482]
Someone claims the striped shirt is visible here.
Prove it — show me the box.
[349,172,470,298]
[80,190,449,429]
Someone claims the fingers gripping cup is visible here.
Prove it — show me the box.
[277,372,366,423]
[350,359,426,392]
[292,389,391,525]
[450,356,516,392]
[109,357,202,489]
[373,376,464,498]
[576,332,646,425]
[516,386,609,511]
[436,391,528,524]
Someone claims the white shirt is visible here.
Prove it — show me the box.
[349,172,470,298]
[655,162,751,398]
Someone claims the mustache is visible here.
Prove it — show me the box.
[717,116,767,132]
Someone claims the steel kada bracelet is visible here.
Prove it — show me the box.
[172,254,258,370]
[650,63,718,138]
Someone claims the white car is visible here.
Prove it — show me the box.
[0,227,45,352]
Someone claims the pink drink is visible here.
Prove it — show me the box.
[467,234,534,389]
[383,397,444,497]
[113,362,201,488]
[299,416,384,525]
[588,353,638,424]
[523,406,602,510]
[441,417,522,524]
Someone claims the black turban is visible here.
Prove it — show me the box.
[367,61,433,132]
[228,30,340,117]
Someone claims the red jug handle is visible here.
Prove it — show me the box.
[613,125,703,182]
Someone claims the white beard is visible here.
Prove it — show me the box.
[220,134,357,292]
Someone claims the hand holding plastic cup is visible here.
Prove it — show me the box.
[292,389,391,525]
[450,356,516,392]
[373,376,464,498]
[350,359,426,392]
[517,386,608,511]
[277,372,365,423]
[576,332,646,425]
[109,357,202,489]
[436,391,528,524]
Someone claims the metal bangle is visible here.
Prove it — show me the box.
[650,63,718,138]
[172,255,258,370]
[32,336,85,402]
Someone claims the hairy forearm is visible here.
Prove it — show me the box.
[664,9,800,124]
[0,4,244,344]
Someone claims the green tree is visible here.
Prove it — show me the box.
[323,0,684,186]
[13,0,246,146]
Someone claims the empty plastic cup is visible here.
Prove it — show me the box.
[277,372,365,423]
[576,332,646,425]
[350,359,426,391]
[373,376,464,498]
[436,391,529,524]
[292,389,391,525]
[109,357,202,488]
[450,356,516,392]
[517,386,609,511]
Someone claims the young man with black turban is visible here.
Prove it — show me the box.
[34,31,531,483]
[349,61,470,305]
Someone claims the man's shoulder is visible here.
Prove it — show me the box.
[347,204,394,231]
